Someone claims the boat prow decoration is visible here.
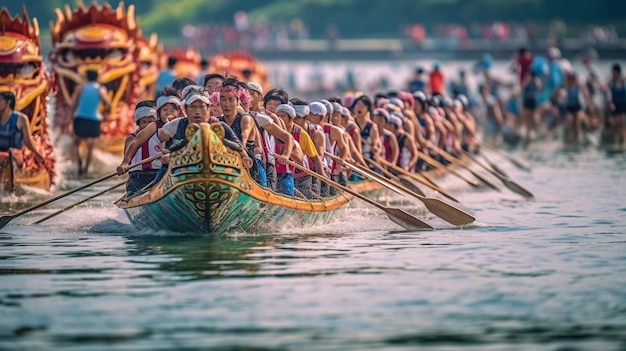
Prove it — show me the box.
[0,6,56,193]
[165,48,201,80]
[49,0,141,155]
[116,122,356,234]
[137,32,162,100]
[208,50,271,93]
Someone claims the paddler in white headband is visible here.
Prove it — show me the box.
[117,85,248,177]
[123,102,161,195]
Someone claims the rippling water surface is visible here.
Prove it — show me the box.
[1,140,626,351]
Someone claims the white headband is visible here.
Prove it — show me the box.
[276,104,296,118]
[156,95,182,111]
[134,106,156,122]
[293,105,310,118]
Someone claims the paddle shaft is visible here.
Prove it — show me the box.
[324,154,475,226]
[462,150,534,198]
[415,150,481,187]
[0,154,162,230]
[430,146,501,190]
[481,142,531,171]
[278,155,433,230]
[33,181,127,224]
[372,156,460,203]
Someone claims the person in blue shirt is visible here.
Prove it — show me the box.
[0,91,46,168]
[68,69,111,175]
[155,57,178,99]
[408,67,426,94]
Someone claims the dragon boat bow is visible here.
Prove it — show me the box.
[115,122,358,234]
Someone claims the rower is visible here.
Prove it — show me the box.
[308,101,348,195]
[0,91,46,168]
[124,103,161,195]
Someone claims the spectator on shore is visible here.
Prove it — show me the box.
[429,63,445,97]
[408,67,426,94]
[510,47,533,86]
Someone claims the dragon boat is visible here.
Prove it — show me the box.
[208,50,271,92]
[0,7,55,193]
[137,32,162,100]
[48,0,142,155]
[166,48,202,81]
[114,122,388,234]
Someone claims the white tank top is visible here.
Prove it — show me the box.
[130,133,163,172]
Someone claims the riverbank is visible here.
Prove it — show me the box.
[231,38,626,61]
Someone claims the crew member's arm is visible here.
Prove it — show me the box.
[17,113,44,164]
[264,123,293,164]
[117,122,164,174]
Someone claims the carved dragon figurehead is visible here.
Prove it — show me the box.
[137,32,161,100]
[49,0,140,154]
[208,50,271,93]
[0,6,55,184]
[165,48,201,81]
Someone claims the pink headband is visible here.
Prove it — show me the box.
[219,85,240,99]
[209,92,220,106]
[239,87,251,104]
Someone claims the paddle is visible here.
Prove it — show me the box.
[279,156,433,230]
[355,155,426,196]
[415,150,481,188]
[371,156,461,203]
[478,150,508,178]
[462,150,534,199]
[430,146,502,191]
[481,142,531,172]
[0,154,164,230]
[350,161,474,226]
[33,180,126,224]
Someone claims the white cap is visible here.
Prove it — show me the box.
[247,81,263,95]
[309,102,327,116]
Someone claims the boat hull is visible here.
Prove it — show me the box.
[116,123,354,234]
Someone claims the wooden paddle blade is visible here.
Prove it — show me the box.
[0,215,15,230]
[423,198,475,226]
[385,208,433,230]
[501,178,534,199]
[398,175,425,196]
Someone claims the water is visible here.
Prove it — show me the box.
[1,139,625,350]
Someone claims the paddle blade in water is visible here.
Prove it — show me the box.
[502,179,534,199]
[0,215,15,230]
[385,208,433,230]
[398,176,425,196]
[423,198,475,226]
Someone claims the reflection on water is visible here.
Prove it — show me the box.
[1,140,626,350]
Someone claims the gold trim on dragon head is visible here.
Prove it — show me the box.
[137,32,161,99]
[0,6,55,185]
[0,6,48,111]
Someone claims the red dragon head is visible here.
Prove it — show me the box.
[165,48,202,81]
[0,6,55,187]
[208,50,271,93]
[137,32,162,100]
[49,0,140,155]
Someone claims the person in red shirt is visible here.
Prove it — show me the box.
[429,63,445,97]
[511,47,533,86]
